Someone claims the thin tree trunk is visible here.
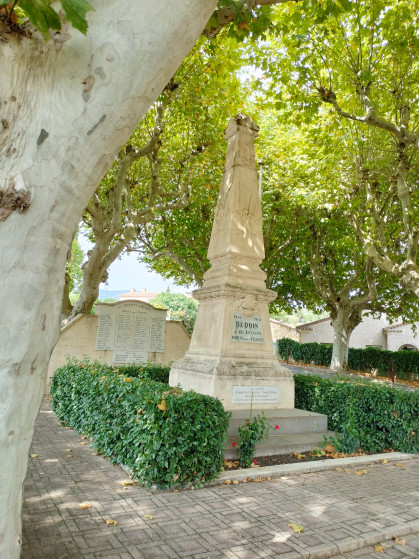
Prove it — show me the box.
[0,2,217,556]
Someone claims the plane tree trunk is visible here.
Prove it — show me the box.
[0,1,217,556]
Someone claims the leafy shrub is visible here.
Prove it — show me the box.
[277,338,332,367]
[50,358,230,488]
[294,373,419,453]
[237,412,270,468]
[278,338,419,381]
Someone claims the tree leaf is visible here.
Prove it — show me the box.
[105,518,119,526]
[289,523,304,533]
[373,544,386,552]
[19,0,61,39]
[79,503,92,509]
[29,454,38,458]
[394,463,405,468]
[157,399,167,411]
[60,0,94,35]
[354,469,367,475]
[393,537,406,546]
[144,515,154,520]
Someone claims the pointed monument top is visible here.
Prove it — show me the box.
[225,113,259,140]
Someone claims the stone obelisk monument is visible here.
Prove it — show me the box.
[170,114,294,410]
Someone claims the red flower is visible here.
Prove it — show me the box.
[232,442,236,447]
[253,459,257,464]
[275,425,279,430]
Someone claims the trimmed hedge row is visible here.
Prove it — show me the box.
[50,359,230,488]
[294,373,419,453]
[278,338,419,380]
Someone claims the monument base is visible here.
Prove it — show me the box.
[169,355,294,410]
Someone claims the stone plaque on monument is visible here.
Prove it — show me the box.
[232,386,279,404]
[95,301,166,363]
[231,313,264,343]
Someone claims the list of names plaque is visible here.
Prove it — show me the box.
[95,302,167,363]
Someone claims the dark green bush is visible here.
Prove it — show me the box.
[294,373,419,453]
[278,338,419,381]
[50,358,230,488]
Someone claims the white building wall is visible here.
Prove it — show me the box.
[386,324,419,352]
[299,314,388,349]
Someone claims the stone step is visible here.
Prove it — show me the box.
[227,408,328,436]
[224,431,335,459]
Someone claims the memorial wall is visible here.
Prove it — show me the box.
[95,302,166,363]
[47,301,191,390]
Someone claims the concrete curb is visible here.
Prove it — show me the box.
[213,451,417,484]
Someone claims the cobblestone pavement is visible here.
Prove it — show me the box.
[22,399,419,559]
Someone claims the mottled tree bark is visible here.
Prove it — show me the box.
[0,1,217,556]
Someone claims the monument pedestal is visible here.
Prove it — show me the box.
[170,283,294,410]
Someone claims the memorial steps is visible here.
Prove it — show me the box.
[224,408,334,459]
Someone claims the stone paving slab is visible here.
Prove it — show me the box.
[22,399,419,558]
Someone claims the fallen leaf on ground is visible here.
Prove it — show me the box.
[251,463,261,468]
[334,467,344,471]
[105,518,119,526]
[30,454,38,458]
[267,476,275,482]
[80,442,88,445]
[252,477,265,482]
[79,503,92,509]
[288,523,304,533]
[65,449,72,452]
[323,444,335,453]
[393,536,406,546]
[354,469,368,476]
[224,480,232,485]
[373,544,386,552]
[121,480,136,486]
[144,515,154,520]
[66,454,73,458]
[223,460,238,469]
[381,459,388,464]
[291,452,305,459]
[232,480,239,485]
[394,463,405,468]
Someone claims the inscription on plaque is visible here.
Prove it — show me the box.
[231,313,264,343]
[233,386,279,404]
[95,302,166,363]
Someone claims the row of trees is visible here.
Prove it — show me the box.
[66,0,418,371]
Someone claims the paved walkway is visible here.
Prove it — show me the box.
[22,399,419,559]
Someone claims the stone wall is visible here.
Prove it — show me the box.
[270,319,300,342]
[47,314,191,390]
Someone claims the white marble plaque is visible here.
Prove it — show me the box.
[149,315,166,352]
[95,302,167,362]
[113,349,149,364]
[231,313,264,343]
[95,313,115,350]
[232,386,279,404]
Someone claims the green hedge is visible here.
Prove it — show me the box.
[294,373,419,453]
[50,359,230,488]
[278,338,419,380]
